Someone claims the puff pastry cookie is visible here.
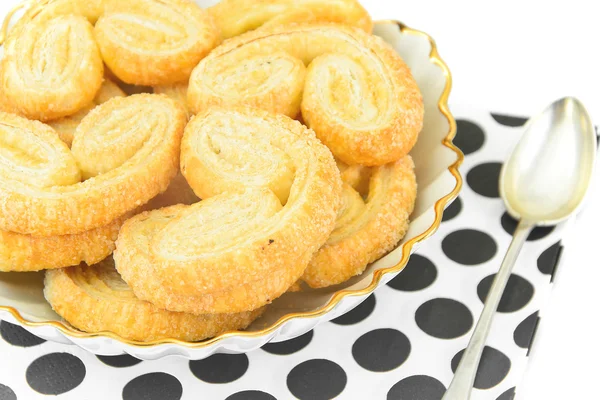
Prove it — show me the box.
[95,0,221,86]
[48,77,126,146]
[0,215,127,272]
[303,157,417,287]
[0,170,194,272]
[116,107,342,314]
[0,14,103,121]
[209,0,372,39]
[0,94,185,236]
[44,257,264,342]
[188,24,423,166]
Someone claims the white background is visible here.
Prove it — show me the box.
[362,1,600,398]
[1,0,598,398]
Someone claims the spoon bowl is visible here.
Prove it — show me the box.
[500,97,596,225]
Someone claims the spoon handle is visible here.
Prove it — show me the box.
[443,219,534,400]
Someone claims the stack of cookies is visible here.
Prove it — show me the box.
[0,0,422,342]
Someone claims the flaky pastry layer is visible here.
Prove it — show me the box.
[0,94,186,236]
[0,215,127,272]
[48,77,126,146]
[44,258,263,342]
[209,0,372,39]
[0,14,104,121]
[95,0,221,86]
[116,107,342,314]
[303,156,417,288]
[188,23,423,166]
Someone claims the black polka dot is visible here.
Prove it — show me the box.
[262,330,313,355]
[491,113,528,127]
[331,294,376,325]
[287,359,346,400]
[442,229,497,265]
[226,390,276,400]
[537,241,562,276]
[501,212,555,241]
[477,273,534,312]
[190,354,248,383]
[451,346,511,389]
[96,354,142,368]
[514,311,540,349]
[416,298,473,339]
[387,254,437,292]
[352,328,411,372]
[26,353,85,395]
[0,321,46,347]
[387,375,446,400]
[497,387,516,400]
[454,119,485,155]
[0,383,16,400]
[442,196,462,222]
[122,373,182,400]
[467,162,502,198]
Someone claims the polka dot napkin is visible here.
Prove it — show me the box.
[0,107,574,400]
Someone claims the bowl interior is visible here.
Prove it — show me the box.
[0,14,460,347]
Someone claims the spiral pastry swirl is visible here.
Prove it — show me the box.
[302,156,417,288]
[0,13,103,121]
[95,0,221,86]
[0,94,186,236]
[188,24,423,166]
[44,257,263,342]
[116,107,342,314]
[48,77,126,146]
[209,0,372,39]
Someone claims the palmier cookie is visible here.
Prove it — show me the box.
[115,107,342,314]
[48,77,126,146]
[209,0,372,39]
[188,23,424,166]
[95,0,221,86]
[0,94,186,236]
[44,257,264,342]
[0,214,128,272]
[0,167,196,273]
[302,156,417,288]
[8,0,104,29]
[0,13,103,121]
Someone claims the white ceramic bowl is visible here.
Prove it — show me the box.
[0,3,462,360]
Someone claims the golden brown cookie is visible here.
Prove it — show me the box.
[302,156,417,288]
[188,23,423,166]
[0,214,127,272]
[0,9,104,121]
[116,107,342,314]
[209,0,372,39]
[95,0,221,86]
[0,94,186,236]
[44,257,264,342]
[48,77,126,146]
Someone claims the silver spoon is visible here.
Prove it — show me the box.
[443,97,596,400]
